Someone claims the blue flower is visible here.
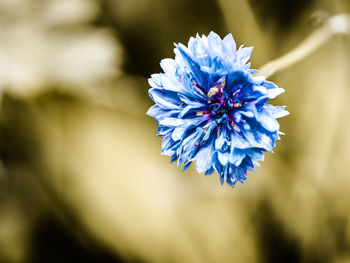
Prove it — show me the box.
[147,32,288,187]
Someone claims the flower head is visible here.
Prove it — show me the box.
[147,32,288,187]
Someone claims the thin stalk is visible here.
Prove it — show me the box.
[258,14,350,78]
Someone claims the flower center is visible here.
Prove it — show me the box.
[206,82,245,126]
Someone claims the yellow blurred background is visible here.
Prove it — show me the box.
[0,0,349,262]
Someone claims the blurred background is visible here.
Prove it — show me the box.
[0,0,349,262]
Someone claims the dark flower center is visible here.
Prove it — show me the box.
[206,83,245,126]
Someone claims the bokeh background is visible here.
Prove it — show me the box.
[0,0,349,262]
